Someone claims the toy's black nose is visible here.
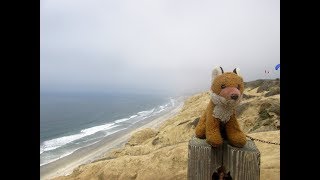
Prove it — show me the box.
[231,94,238,100]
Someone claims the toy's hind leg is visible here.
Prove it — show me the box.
[195,112,206,139]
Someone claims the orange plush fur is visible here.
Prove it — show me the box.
[195,67,246,148]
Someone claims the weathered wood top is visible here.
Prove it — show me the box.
[189,136,259,153]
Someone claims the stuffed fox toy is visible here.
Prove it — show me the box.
[195,66,246,148]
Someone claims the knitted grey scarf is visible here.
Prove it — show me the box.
[209,91,242,123]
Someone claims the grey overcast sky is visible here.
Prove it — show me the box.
[40,0,280,95]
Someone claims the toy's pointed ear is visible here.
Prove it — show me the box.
[212,66,224,81]
[233,68,241,76]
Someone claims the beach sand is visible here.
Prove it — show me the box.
[40,103,183,180]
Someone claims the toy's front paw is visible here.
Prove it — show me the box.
[206,133,223,147]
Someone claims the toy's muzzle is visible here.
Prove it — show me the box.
[219,87,241,101]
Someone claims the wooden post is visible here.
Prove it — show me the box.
[187,136,260,180]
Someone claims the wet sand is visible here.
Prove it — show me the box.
[40,103,183,180]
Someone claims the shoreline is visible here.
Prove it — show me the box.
[40,102,183,180]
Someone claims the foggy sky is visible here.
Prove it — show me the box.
[40,0,280,95]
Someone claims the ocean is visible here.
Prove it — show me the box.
[40,92,184,167]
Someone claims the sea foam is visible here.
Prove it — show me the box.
[40,122,118,154]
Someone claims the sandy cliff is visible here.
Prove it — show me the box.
[54,79,280,180]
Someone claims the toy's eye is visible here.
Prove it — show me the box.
[237,84,240,90]
[221,84,226,89]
